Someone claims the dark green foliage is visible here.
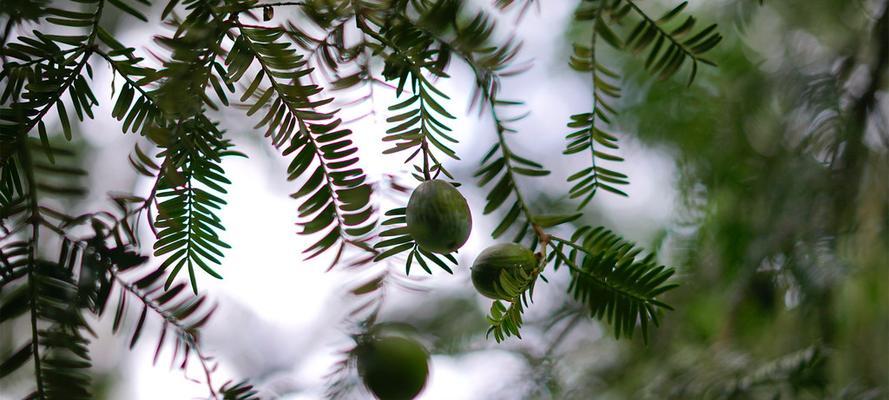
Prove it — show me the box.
[0,0,103,158]
[384,76,457,180]
[565,109,629,205]
[475,117,552,243]
[563,0,724,208]
[0,0,257,396]
[566,41,628,206]
[27,259,94,400]
[91,242,217,369]
[613,0,722,85]
[282,117,374,259]
[468,0,698,342]
[336,0,688,343]
[152,1,230,118]
[364,0,537,270]
[100,40,166,137]
[219,380,262,400]
[484,224,681,344]
[0,0,49,23]
[485,298,526,342]
[549,226,677,341]
[369,2,460,180]
[0,156,226,396]
[227,23,375,261]
[153,120,238,294]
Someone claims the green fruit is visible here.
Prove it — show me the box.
[471,243,538,300]
[406,180,472,254]
[357,336,430,400]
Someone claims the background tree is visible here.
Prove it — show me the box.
[0,0,886,399]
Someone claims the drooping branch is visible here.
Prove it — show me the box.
[227,20,374,262]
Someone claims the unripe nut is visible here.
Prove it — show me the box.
[471,243,538,300]
[357,336,430,400]
[405,180,472,254]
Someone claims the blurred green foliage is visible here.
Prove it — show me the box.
[397,1,887,398]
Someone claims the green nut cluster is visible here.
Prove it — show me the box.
[471,243,538,300]
[405,180,472,254]
[356,335,430,400]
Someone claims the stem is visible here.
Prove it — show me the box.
[107,266,216,397]
[39,204,219,398]
[2,46,85,69]
[20,48,93,135]
[587,7,603,197]
[547,235,590,253]
[0,18,13,50]
[544,312,583,358]
[18,0,105,134]
[299,15,352,65]
[184,171,197,293]
[0,18,15,66]
[623,0,702,64]
[233,21,355,257]
[546,237,655,304]
[95,51,156,103]
[16,2,107,395]
[418,83,433,180]
[382,6,548,244]
[485,93,544,243]
[245,1,304,9]
[352,27,385,157]
[95,49,175,235]
[19,130,45,398]
[283,14,354,88]
[130,6,225,394]
[351,9,443,180]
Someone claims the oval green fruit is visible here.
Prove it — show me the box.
[471,243,538,300]
[357,336,430,400]
[405,180,472,254]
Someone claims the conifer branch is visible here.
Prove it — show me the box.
[19,130,45,398]
[564,3,629,208]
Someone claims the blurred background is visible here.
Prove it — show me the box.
[1,0,887,399]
